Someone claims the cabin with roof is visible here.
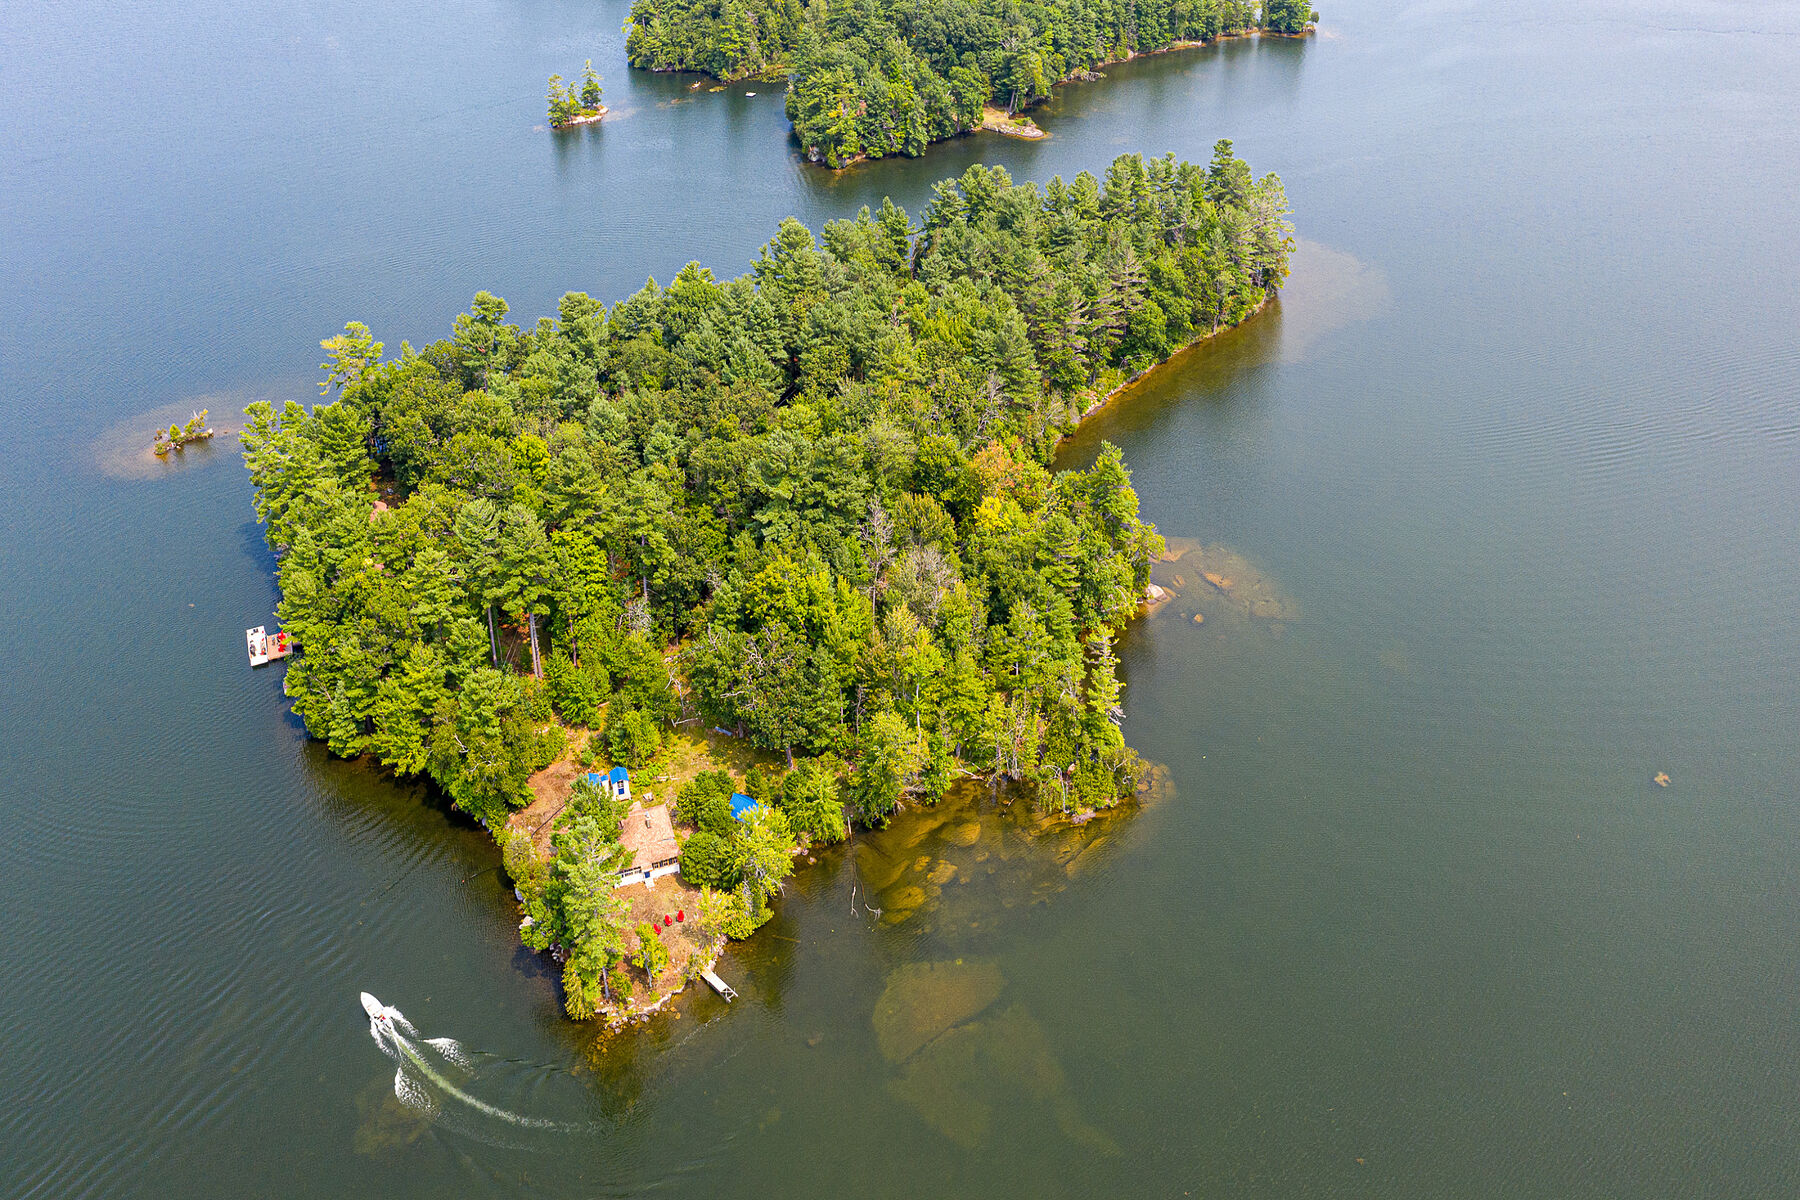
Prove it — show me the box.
[729,792,759,822]
[585,766,632,804]
[615,801,679,888]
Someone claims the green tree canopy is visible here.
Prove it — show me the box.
[244,153,1293,1005]
[628,0,1273,165]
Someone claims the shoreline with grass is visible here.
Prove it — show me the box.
[501,719,1161,1026]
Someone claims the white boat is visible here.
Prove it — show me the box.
[247,625,294,666]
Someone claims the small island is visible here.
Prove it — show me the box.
[242,147,1292,1020]
[153,408,213,455]
[626,0,1319,166]
[547,61,607,128]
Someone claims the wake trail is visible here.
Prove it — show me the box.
[361,994,569,1132]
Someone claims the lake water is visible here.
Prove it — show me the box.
[4,0,1799,1195]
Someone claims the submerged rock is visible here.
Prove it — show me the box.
[873,959,1007,1063]
[886,1003,1119,1153]
[886,884,928,912]
[1063,834,1111,878]
[947,820,982,847]
[1156,538,1299,622]
[1135,759,1175,808]
[351,1073,431,1156]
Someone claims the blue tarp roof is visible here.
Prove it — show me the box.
[585,772,602,786]
[729,792,758,820]
[607,766,630,783]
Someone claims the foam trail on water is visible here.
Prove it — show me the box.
[425,1038,471,1069]
[395,1069,435,1114]
[360,993,561,1130]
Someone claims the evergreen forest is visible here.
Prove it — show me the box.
[626,0,1317,165]
[242,149,1291,1011]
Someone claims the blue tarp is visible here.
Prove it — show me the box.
[729,792,758,821]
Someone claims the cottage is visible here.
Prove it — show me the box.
[615,801,680,888]
[729,792,759,822]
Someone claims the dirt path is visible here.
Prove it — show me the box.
[510,754,584,856]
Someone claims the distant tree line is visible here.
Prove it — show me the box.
[626,0,1316,165]
[241,150,1291,1007]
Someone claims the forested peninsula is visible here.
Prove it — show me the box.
[243,148,1292,1018]
[627,0,1318,166]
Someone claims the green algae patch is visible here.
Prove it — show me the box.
[873,959,1006,1063]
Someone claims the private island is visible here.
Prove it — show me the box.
[547,61,607,127]
[626,0,1319,165]
[242,146,1293,1022]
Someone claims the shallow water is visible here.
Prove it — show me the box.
[4,0,1800,1195]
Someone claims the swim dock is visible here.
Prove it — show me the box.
[700,968,736,1002]
[246,625,294,666]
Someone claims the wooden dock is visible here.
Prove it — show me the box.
[247,625,294,667]
[700,968,737,1002]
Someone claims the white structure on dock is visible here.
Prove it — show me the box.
[246,626,294,666]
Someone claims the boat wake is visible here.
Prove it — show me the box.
[360,991,566,1135]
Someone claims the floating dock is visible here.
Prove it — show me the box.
[247,625,294,666]
[700,969,737,1002]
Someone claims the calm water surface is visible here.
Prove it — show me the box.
[3,0,1799,1195]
